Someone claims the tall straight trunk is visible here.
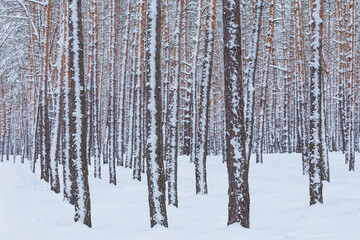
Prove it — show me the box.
[68,0,92,227]
[107,0,117,185]
[346,0,355,171]
[141,51,146,174]
[181,0,191,156]
[126,2,140,170]
[293,0,309,175]
[240,1,248,72]
[337,0,347,155]
[60,0,73,203]
[194,0,217,195]
[161,0,170,164]
[190,0,203,164]
[90,0,101,178]
[87,0,100,173]
[244,0,263,160]
[255,0,276,164]
[166,0,183,207]
[309,0,325,206]
[87,0,94,166]
[133,0,147,181]
[125,1,142,170]
[223,0,250,228]
[39,1,52,183]
[145,0,168,228]
[1,80,6,163]
[49,1,67,194]
[118,0,132,167]
[13,36,26,164]
[280,0,290,153]
[98,0,106,164]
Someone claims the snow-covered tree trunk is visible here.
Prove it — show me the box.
[1,80,6,163]
[107,0,117,185]
[223,0,250,228]
[244,0,263,160]
[166,0,183,206]
[255,0,276,164]
[133,0,147,181]
[118,0,132,167]
[309,0,325,206]
[336,0,347,156]
[190,0,202,164]
[161,0,170,165]
[49,1,67,194]
[91,0,101,179]
[293,0,309,175]
[346,0,356,171]
[86,0,94,166]
[87,0,101,177]
[194,0,217,195]
[181,0,191,157]
[145,0,168,228]
[31,91,39,173]
[68,0,92,227]
[39,1,52,183]
[280,0,290,153]
[126,1,140,170]
[60,0,73,203]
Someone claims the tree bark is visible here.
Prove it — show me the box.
[145,0,168,228]
[309,0,325,206]
[68,0,92,227]
[223,0,250,228]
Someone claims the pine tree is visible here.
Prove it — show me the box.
[166,0,183,206]
[145,0,168,228]
[244,0,263,160]
[39,0,52,183]
[223,0,250,228]
[255,0,276,164]
[308,0,325,206]
[194,0,217,195]
[133,0,147,181]
[190,0,203,164]
[68,0,92,227]
[107,0,117,185]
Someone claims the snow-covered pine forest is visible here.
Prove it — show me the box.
[0,0,360,239]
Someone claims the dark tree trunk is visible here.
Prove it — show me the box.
[308,0,324,206]
[223,0,250,228]
[145,0,168,228]
[194,0,217,195]
[68,0,92,227]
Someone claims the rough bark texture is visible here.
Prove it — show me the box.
[166,0,182,207]
[194,0,217,195]
[68,0,92,227]
[309,0,324,206]
[223,0,250,228]
[145,0,168,228]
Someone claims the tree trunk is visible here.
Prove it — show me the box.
[194,0,217,195]
[68,0,92,227]
[145,0,168,228]
[309,0,325,206]
[223,0,250,228]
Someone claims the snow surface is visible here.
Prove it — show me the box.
[1,153,360,240]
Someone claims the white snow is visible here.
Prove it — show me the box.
[1,153,360,240]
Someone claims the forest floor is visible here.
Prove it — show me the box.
[0,153,359,240]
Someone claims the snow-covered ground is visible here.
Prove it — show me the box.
[0,153,359,240]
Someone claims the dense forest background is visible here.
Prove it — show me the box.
[0,0,359,231]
